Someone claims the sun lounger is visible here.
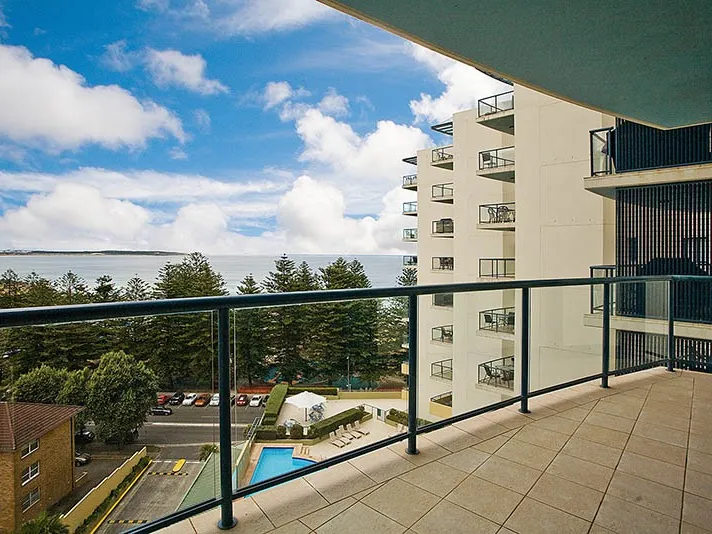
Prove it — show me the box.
[347,423,367,437]
[329,431,347,447]
[336,427,354,441]
[339,425,360,439]
[354,420,370,435]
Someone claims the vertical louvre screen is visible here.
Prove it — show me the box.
[616,330,712,373]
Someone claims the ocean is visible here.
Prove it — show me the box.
[0,254,404,290]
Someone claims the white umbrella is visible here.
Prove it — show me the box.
[285,391,327,421]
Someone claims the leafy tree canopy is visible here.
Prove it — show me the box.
[13,365,69,404]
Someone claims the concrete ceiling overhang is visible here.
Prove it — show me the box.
[318,0,712,129]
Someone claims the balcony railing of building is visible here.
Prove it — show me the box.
[432,293,453,307]
[479,202,516,224]
[479,258,515,279]
[431,325,453,344]
[431,120,453,135]
[431,183,454,203]
[402,201,417,216]
[590,127,614,176]
[478,91,514,117]
[403,228,418,242]
[479,146,515,170]
[431,218,454,237]
[402,174,417,189]
[590,265,616,313]
[432,145,454,164]
[432,256,454,271]
[431,358,453,380]
[402,255,417,266]
[402,155,417,166]
[478,356,515,390]
[1,274,697,534]
[479,306,515,334]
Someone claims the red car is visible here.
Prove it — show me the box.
[235,394,249,406]
[157,394,170,406]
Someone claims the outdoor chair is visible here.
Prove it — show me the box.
[340,425,360,439]
[354,420,370,435]
[329,431,347,448]
[482,364,500,386]
[501,368,515,387]
[483,313,494,329]
[499,206,512,222]
[482,152,492,168]
[336,428,352,442]
[347,423,366,437]
[487,206,498,223]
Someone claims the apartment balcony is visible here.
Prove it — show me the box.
[402,155,417,166]
[402,201,417,216]
[402,228,417,242]
[402,255,417,267]
[429,391,452,418]
[478,356,515,391]
[477,202,515,231]
[431,145,454,170]
[431,325,453,344]
[431,120,453,136]
[432,256,454,271]
[479,258,515,279]
[479,306,515,340]
[477,146,515,183]
[431,218,454,238]
[430,358,452,380]
[402,173,417,190]
[477,90,515,133]
[432,293,453,308]
[431,183,454,204]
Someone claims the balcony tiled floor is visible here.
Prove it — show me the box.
[161,368,712,534]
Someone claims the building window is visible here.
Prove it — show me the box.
[21,488,40,512]
[20,439,39,459]
[21,462,40,486]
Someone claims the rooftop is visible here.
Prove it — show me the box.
[160,367,711,534]
[0,401,83,452]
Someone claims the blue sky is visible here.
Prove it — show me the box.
[0,0,507,254]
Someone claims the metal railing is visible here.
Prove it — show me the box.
[430,391,453,407]
[432,293,453,307]
[479,146,515,170]
[479,202,516,224]
[432,257,454,271]
[431,325,453,344]
[403,228,418,241]
[431,183,454,200]
[479,258,515,279]
[479,306,515,334]
[590,127,614,176]
[432,218,454,235]
[478,356,515,390]
[431,359,453,380]
[402,201,417,215]
[478,91,514,117]
[0,274,696,534]
[432,145,454,164]
[403,255,418,266]
[402,174,418,187]
[590,265,616,313]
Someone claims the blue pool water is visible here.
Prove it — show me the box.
[249,447,315,485]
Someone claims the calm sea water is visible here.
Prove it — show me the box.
[0,254,404,290]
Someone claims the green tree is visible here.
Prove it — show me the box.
[13,365,69,404]
[88,351,158,447]
[0,269,23,308]
[117,276,154,362]
[57,368,92,427]
[54,271,90,305]
[93,275,120,302]
[396,266,417,287]
[14,512,69,534]
[233,275,269,386]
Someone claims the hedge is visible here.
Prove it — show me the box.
[386,408,431,427]
[307,407,365,439]
[287,386,339,396]
[262,384,289,425]
[254,425,278,440]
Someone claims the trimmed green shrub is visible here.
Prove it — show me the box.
[262,384,289,425]
[290,422,304,439]
[306,407,365,439]
[254,425,278,440]
[276,425,287,439]
[386,408,431,427]
[287,386,338,396]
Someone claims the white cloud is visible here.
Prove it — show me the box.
[145,48,228,95]
[212,0,334,36]
[0,5,9,28]
[262,81,309,110]
[318,88,349,117]
[168,146,188,160]
[101,40,140,72]
[193,109,211,131]
[0,44,185,152]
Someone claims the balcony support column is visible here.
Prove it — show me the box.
[667,280,676,372]
[519,288,531,414]
[407,295,419,455]
[217,308,237,530]
[601,282,611,388]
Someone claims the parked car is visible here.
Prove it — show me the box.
[194,393,212,407]
[150,406,173,416]
[261,395,270,407]
[209,393,220,406]
[157,394,170,405]
[249,395,262,407]
[75,452,92,466]
[74,428,95,444]
[105,428,139,445]
[168,392,185,405]
[182,393,198,406]
[235,394,249,406]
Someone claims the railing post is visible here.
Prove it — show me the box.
[667,279,675,372]
[217,308,236,530]
[407,294,419,455]
[519,288,530,414]
[601,282,610,388]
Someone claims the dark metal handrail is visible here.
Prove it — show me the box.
[402,174,417,187]
[432,219,454,235]
[431,183,453,199]
[479,258,515,279]
[590,265,616,313]
[403,228,418,241]
[432,257,454,271]
[431,325,453,344]
[431,359,453,380]
[478,90,514,117]
[479,202,516,224]
[403,255,418,266]
[432,145,454,163]
[478,356,515,390]
[402,201,417,214]
[479,306,515,333]
[479,146,515,170]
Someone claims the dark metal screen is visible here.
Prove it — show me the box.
[616,330,712,373]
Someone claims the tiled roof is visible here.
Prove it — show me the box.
[0,402,83,452]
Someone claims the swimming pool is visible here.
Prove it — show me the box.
[249,447,315,485]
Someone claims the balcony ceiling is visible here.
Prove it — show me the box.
[318,0,712,129]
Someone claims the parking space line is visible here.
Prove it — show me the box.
[106,520,148,525]
[147,471,189,476]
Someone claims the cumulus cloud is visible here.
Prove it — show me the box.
[262,81,309,110]
[318,88,349,117]
[101,40,140,72]
[145,48,228,95]
[0,44,185,152]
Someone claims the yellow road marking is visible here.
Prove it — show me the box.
[173,458,186,472]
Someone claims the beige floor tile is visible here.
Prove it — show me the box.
[625,434,687,466]
[398,460,467,497]
[638,408,691,432]
[584,411,635,433]
[348,448,415,483]
[530,415,580,435]
[445,474,523,524]
[438,446,490,473]
[299,498,356,530]
[388,436,450,467]
[685,469,712,500]
[607,471,682,519]
[514,425,569,451]
[588,526,616,534]
[594,494,679,534]
[473,435,510,454]
[687,449,712,475]
[617,451,684,489]
[474,455,542,495]
[681,521,712,534]
[632,421,688,448]
[482,410,532,430]
[557,407,591,423]
[683,493,712,531]
[690,420,712,436]
[189,498,273,534]
[616,387,650,400]
[305,462,376,503]
[494,437,557,470]
[497,529,518,534]
[411,500,499,534]
[361,478,439,528]
[351,483,383,501]
[528,473,603,521]
[424,425,480,452]
[689,431,712,455]
[504,497,589,534]
[315,501,405,534]
[454,416,509,440]
[516,405,558,420]
[561,437,622,468]
[268,521,311,534]
[592,399,642,420]
[574,423,629,449]
[252,478,329,527]
[158,522,196,533]
[546,454,613,492]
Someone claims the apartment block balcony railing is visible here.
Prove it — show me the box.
[431,358,453,380]
[402,201,417,216]
[479,258,515,279]
[477,90,515,134]
[478,356,515,390]
[432,256,454,271]
[590,265,616,313]
[431,325,453,344]
[431,218,454,237]
[0,274,697,533]
[431,145,454,169]
[431,183,454,203]
[432,293,453,307]
[402,255,418,267]
[479,202,516,225]
[402,174,418,190]
[402,228,418,242]
[479,306,515,334]
[477,146,515,182]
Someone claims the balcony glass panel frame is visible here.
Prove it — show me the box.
[478,91,514,117]
[479,146,515,170]
[590,127,615,176]
[402,201,418,215]
[431,325,453,344]
[431,358,453,380]
[478,356,515,390]
[479,202,516,224]
[432,218,454,236]
[432,145,454,164]
[479,258,515,279]
[479,306,515,334]
[402,174,418,187]
[403,228,418,241]
[431,183,454,201]
[402,255,418,267]
[432,293,453,307]
[432,257,454,271]
[590,265,616,313]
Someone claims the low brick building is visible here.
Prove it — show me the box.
[0,402,82,533]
